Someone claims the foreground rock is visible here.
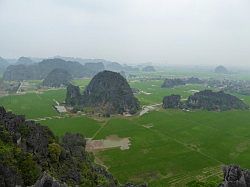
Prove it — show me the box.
[120,71,126,78]
[188,165,250,186]
[219,165,250,187]
[66,70,140,115]
[0,106,121,186]
[34,172,67,187]
[42,68,72,87]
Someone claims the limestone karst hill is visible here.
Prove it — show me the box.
[42,68,72,87]
[215,65,228,74]
[187,90,249,111]
[163,90,249,111]
[3,58,105,81]
[66,70,140,115]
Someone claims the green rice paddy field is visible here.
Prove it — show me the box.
[1,76,250,186]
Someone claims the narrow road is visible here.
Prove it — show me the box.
[139,103,161,116]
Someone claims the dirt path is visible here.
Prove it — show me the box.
[91,120,109,139]
[139,103,161,116]
[16,81,23,94]
[29,113,86,121]
[53,99,60,106]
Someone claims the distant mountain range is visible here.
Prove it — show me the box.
[1,56,140,81]
[3,58,105,81]
[0,57,9,74]
[15,57,35,65]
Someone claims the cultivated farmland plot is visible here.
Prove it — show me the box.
[1,71,250,186]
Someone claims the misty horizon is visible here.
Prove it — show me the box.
[1,0,250,66]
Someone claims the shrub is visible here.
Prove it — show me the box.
[48,143,62,162]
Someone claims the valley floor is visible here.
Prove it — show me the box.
[1,75,250,186]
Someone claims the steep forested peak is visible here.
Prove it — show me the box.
[66,70,140,115]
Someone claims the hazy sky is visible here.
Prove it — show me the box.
[1,0,250,65]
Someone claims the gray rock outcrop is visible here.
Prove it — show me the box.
[162,95,181,109]
[219,165,250,187]
[66,70,140,115]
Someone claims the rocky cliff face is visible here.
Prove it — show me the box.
[187,90,248,111]
[65,84,82,106]
[120,71,126,78]
[187,165,250,187]
[66,71,140,115]
[163,90,248,111]
[219,165,250,187]
[42,68,72,87]
[162,95,181,109]
[0,106,120,186]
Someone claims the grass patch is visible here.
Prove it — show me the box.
[42,116,102,138]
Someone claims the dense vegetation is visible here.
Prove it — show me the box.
[66,71,140,115]
[162,94,181,109]
[162,90,249,111]
[1,69,250,186]
[0,106,148,186]
[186,90,249,111]
[42,68,72,87]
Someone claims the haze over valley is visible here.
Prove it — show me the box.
[1,0,250,186]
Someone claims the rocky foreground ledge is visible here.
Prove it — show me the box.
[0,106,146,187]
[219,165,250,187]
